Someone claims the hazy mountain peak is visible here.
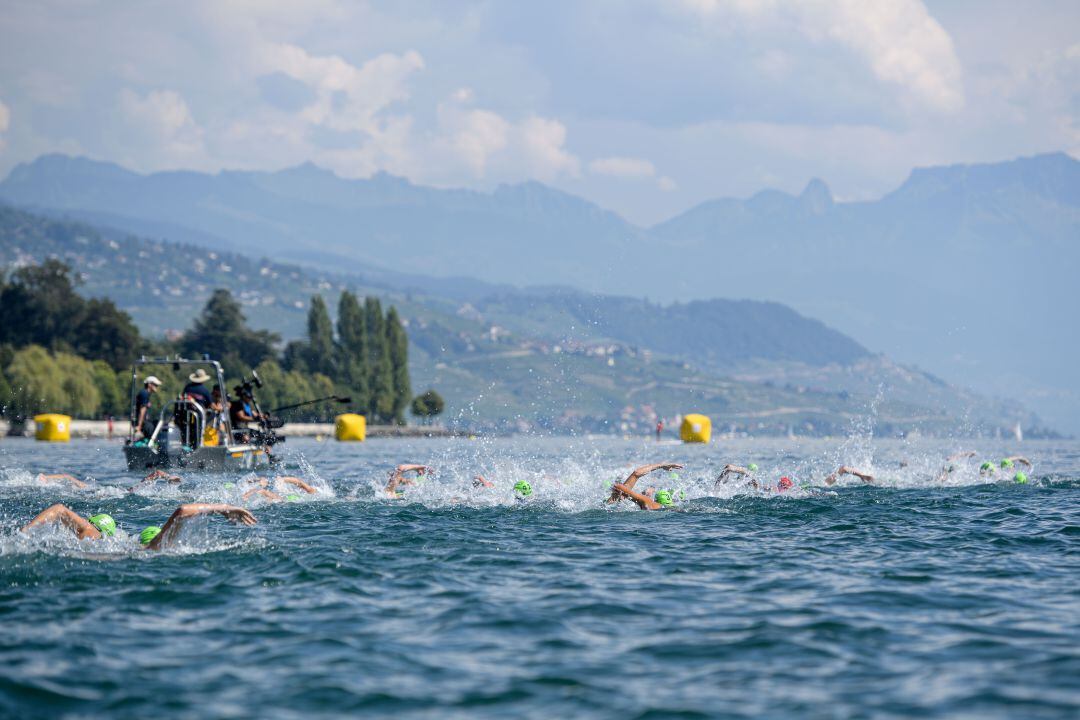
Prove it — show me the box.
[888,151,1080,206]
[799,177,833,214]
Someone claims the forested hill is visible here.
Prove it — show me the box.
[0,204,1038,436]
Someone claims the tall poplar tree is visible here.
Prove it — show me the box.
[336,291,369,411]
[385,306,411,425]
[306,295,335,378]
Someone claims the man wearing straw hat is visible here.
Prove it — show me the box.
[182,368,214,408]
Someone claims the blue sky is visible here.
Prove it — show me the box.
[0,0,1076,224]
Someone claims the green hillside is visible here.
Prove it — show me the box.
[0,204,1037,436]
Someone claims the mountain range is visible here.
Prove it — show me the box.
[1,151,1075,431]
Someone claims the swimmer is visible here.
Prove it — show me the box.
[241,476,318,503]
[979,456,1032,477]
[823,466,875,486]
[715,463,758,488]
[36,473,88,489]
[472,475,495,489]
[21,503,256,550]
[607,462,684,510]
[128,469,182,492]
[936,451,978,481]
[513,480,533,499]
[385,464,432,498]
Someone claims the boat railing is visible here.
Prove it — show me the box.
[148,399,209,449]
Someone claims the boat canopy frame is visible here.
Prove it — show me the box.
[127,355,236,447]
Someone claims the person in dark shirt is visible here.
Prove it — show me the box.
[133,375,162,439]
[182,369,213,408]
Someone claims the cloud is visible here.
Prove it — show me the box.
[682,0,963,113]
[514,116,579,181]
[589,156,656,178]
[0,100,9,153]
[118,89,206,166]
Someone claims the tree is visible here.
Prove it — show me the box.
[53,352,102,418]
[182,289,279,371]
[386,306,411,425]
[370,342,394,423]
[336,291,369,413]
[4,346,67,420]
[75,298,143,370]
[411,390,445,425]
[306,295,336,378]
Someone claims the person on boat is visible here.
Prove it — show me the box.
[20,503,256,550]
[133,375,162,439]
[183,369,214,408]
[36,473,89,489]
[385,464,433,497]
[607,462,684,510]
[241,476,319,503]
[229,385,264,441]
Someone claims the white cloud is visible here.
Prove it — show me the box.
[118,89,206,166]
[514,116,579,181]
[589,156,657,178]
[0,100,9,153]
[657,176,678,192]
[682,0,964,113]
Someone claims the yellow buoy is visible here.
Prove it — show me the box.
[335,413,366,442]
[34,413,71,442]
[680,414,712,444]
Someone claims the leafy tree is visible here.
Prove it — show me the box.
[306,295,336,378]
[281,340,309,373]
[91,361,127,417]
[75,298,143,370]
[4,345,67,420]
[0,260,84,350]
[53,352,102,417]
[370,343,394,423]
[386,306,411,424]
[411,390,445,425]
[182,289,279,371]
[336,291,369,409]
[0,261,142,369]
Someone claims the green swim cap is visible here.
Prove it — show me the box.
[224,482,236,490]
[88,514,116,537]
[285,493,301,502]
[1000,459,1014,468]
[980,462,993,472]
[1013,472,1028,484]
[513,480,533,497]
[655,489,673,506]
[748,463,759,472]
[139,526,162,545]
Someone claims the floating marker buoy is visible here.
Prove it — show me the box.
[34,414,71,442]
[335,414,366,442]
[680,414,712,444]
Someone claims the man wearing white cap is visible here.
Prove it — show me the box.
[135,375,162,439]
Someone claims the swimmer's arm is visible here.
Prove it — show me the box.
[715,464,750,486]
[21,504,101,539]
[610,483,662,510]
[279,477,317,494]
[608,462,683,501]
[243,488,281,502]
[1003,456,1032,468]
[473,475,494,489]
[386,464,431,492]
[826,466,874,485]
[945,451,977,461]
[147,504,257,551]
[38,473,88,489]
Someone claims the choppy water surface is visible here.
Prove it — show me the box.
[1,435,1078,719]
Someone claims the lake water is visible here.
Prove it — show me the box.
[1,435,1078,719]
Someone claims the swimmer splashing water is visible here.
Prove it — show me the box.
[21,503,256,551]
[607,462,684,510]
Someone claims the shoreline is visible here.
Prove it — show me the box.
[0,420,461,440]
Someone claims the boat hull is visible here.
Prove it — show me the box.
[123,444,271,472]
